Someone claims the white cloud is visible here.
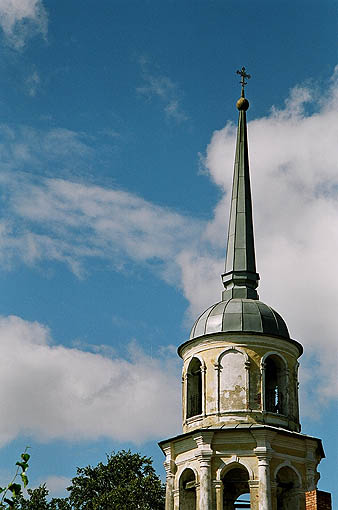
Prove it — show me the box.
[0,70,337,425]
[0,315,181,445]
[0,0,47,49]
[39,475,70,498]
[137,57,188,122]
[202,75,338,413]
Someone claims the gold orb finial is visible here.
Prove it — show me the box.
[236,67,251,110]
[236,97,249,111]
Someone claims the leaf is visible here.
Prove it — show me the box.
[0,488,5,494]
[21,453,30,462]
[16,461,28,472]
[4,498,14,507]
[8,483,21,497]
[21,473,29,488]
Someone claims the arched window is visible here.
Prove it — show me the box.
[222,466,250,510]
[276,466,301,510]
[186,358,202,418]
[179,468,196,510]
[264,355,287,415]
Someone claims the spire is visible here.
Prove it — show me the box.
[222,67,260,301]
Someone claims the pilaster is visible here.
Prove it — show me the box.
[213,480,223,510]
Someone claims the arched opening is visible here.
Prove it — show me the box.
[222,466,250,510]
[264,355,287,414]
[186,358,202,418]
[276,466,301,510]
[179,468,196,510]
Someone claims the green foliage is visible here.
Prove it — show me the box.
[1,449,164,510]
[0,448,31,509]
[67,450,165,510]
[14,486,71,510]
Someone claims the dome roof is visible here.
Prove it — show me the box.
[190,298,290,340]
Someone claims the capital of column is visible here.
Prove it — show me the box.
[162,445,176,479]
[251,429,276,451]
[193,431,214,451]
[196,450,212,469]
[214,362,221,372]
[164,459,176,477]
[254,447,272,465]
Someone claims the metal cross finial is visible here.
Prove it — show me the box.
[236,66,251,97]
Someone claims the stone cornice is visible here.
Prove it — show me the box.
[178,331,303,359]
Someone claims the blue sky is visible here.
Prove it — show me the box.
[0,0,336,503]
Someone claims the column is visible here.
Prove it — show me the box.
[260,361,266,411]
[201,362,207,416]
[248,480,259,510]
[164,471,174,510]
[244,359,251,409]
[193,431,214,510]
[305,439,320,492]
[213,480,223,510]
[214,362,221,414]
[172,489,180,510]
[198,452,212,510]
[163,446,175,510]
[256,451,272,510]
[270,481,277,510]
[252,429,275,510]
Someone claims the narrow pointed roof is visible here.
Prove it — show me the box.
[222,67,260,300]
[184,69,296,344]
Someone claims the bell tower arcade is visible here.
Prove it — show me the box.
[159,69,329,510]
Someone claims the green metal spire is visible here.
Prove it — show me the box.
[222,67,260,300]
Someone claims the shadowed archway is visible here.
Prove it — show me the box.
[179,468,196,510]
[223,466,250,510]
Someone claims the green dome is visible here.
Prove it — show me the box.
[190,298,289,340]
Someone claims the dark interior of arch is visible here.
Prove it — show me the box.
[276,466,302,510]
[223,467,250,510]
[179,468,196,510]
[187,357,202,418]
[265,355,286,414]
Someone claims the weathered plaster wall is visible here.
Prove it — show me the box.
[181,332,301,433]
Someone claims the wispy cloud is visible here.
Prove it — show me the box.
[0,0,48,49]
[25,69,40,96]
[136,57,188,122]
[0,173,204,279]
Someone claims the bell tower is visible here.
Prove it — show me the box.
[159,69,329,510]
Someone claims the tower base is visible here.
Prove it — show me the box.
[159,425,325,510]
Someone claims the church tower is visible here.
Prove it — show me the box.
[159,69,329,510]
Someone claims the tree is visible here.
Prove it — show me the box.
[9,485,71,510]
[67,450,165,510]
[1,449,164,510]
